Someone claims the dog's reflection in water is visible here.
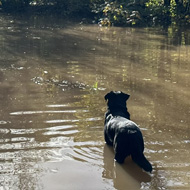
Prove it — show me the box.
[102,145,152,190]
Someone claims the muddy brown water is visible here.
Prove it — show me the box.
[0,14,190,190]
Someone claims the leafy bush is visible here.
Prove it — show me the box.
[145,0,170,25]
[0,0,190,26]
[92,0,146,26]
[145,0,190,25]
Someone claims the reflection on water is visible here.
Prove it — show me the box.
[0,14,190,189]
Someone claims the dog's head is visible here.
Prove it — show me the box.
[104,91,130,119]
[105,91,130,107]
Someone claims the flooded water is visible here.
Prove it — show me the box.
[0,13,190,190]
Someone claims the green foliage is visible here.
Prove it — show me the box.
[145,0,170,24]
[0,0,190,26]
[169,0,177,18]
[101,1,129,26]
[95,0,190,26]
[93,0,145,26]
[145,0,190,25]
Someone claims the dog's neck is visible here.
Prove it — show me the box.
[106,106,130,119]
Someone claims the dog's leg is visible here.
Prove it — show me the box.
[113,134,130,164]
[104,131,113,146]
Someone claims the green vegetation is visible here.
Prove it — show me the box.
[0,0,190,26]
[93,0,190,26]
[145,0,190,25]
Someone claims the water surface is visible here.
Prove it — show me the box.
[0,14,190,189]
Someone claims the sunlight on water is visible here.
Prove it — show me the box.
[0,14,190,189]
[10,110,79,115]
[45,119,80,123]
[46,104,69,107]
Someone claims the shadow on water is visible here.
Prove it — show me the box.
[0,13,190,190]
[103,145,152,189]
[103,144,170,190]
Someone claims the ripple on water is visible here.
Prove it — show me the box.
[43,130,79,136]
[0,93,104,182]
[46,125,77,131]
[69,142,103,165]
[2,102,103,167]
[0,128,10,134]
[0,120,9,125]
[45,119,80,124]
[10,128,37,134]
[46,104,69,108]
[10,110,80,115]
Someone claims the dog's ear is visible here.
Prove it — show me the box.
[104,91,114,101]
[105,91,130,101]
[121,92,130,101]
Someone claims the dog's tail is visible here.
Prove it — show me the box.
[132,153,152,173]
[130,132,152,173]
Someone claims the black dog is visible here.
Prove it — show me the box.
[104,91,152,172]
